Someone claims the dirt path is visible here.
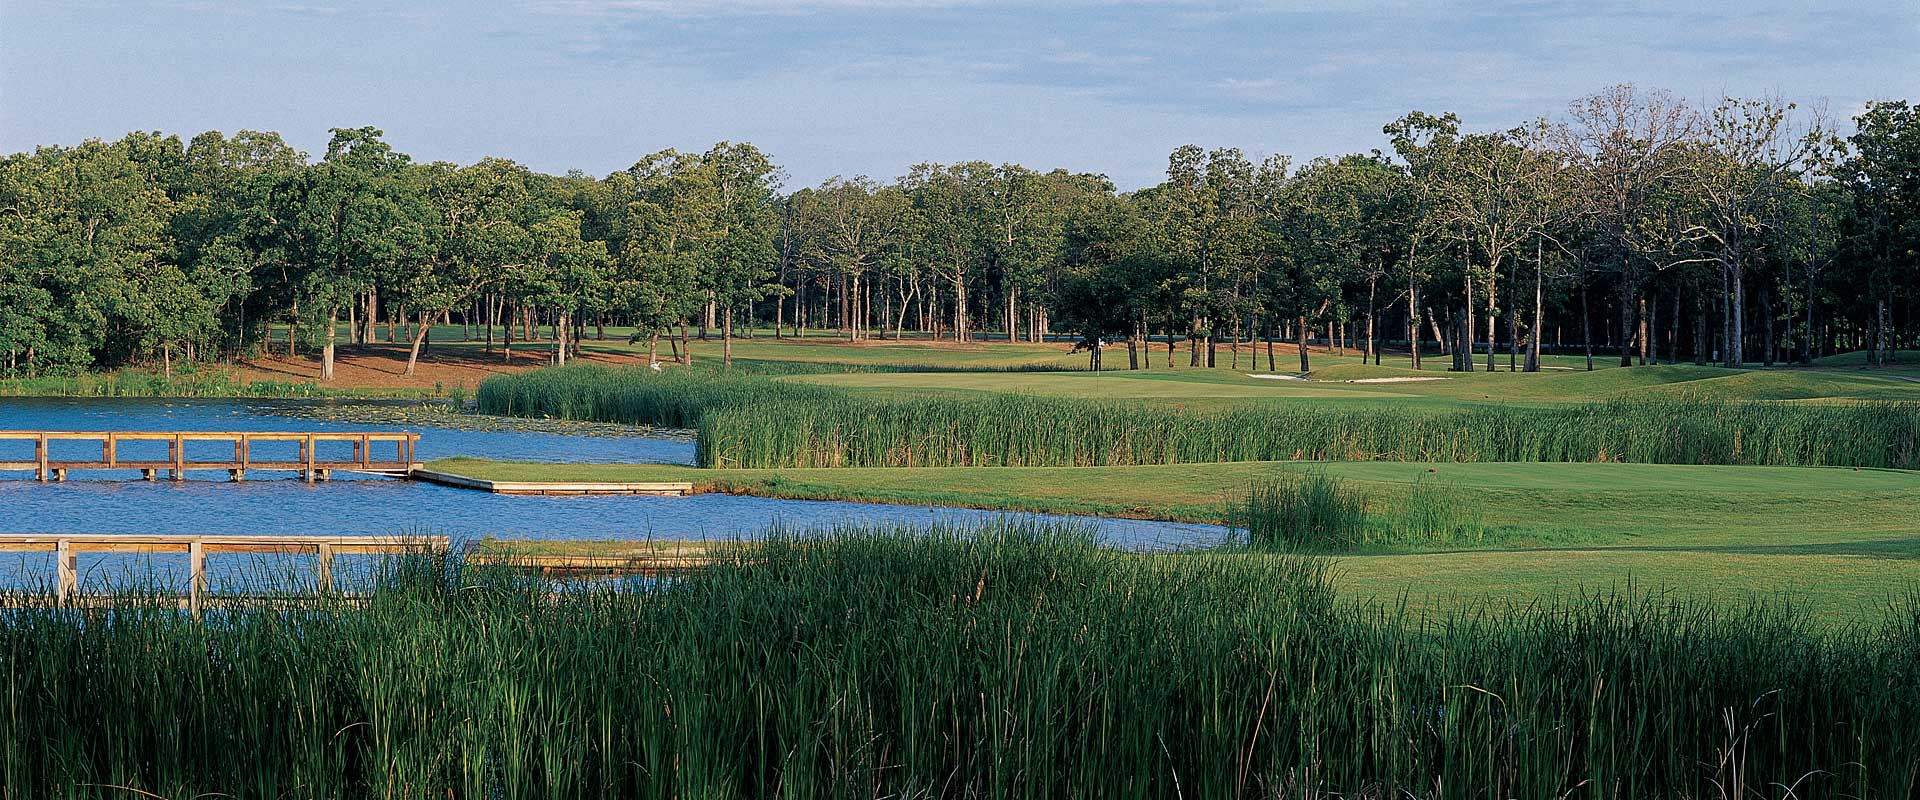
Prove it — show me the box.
[228,344,646,391]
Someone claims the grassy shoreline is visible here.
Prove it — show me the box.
[431,457,1920,620]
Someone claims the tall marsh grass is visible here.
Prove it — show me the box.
[5,521,1917,797]
[0,370,424,398]
[1231,471,1486,549]
[479,365,1920,469]
[1229,471,1368,548]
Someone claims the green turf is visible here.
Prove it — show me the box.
[780,360,1920,408]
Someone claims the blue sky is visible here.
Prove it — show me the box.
[4,1,1916,189]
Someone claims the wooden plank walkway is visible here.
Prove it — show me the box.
[410,468,694,496]
[0,534,449,616]
[0,430,420,483]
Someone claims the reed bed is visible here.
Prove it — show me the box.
[1230,472,1486,549]
[478,365,1920,469]
[0,371,358,398]
[5,520,1917,798]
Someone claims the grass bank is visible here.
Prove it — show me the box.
[8,521,1917,798]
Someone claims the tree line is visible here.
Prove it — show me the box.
[2,85,1915,379]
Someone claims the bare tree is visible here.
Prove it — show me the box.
[1674,96,1838,366]
[1554,84,1700,367]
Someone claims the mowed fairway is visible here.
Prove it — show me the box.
[783,356,1920,407]
[436,456,1920,622]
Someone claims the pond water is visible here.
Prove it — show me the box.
[0,397,698,466]
[0,399,1228,591]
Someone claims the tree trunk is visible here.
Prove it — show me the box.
[1802,261,1816,364]
[1693,296,1708,366]
[1296,315,1310,372]
[1727,264,1745,367]
[1408,278,1421,369]
[1637,295,1649,366]
[952,271,968,343]
[1366,278,1378,366]
[1580,280,1593,371]
[1462,272,1475,372]
[405,309,434,375]
[1618,283,1637,368]
[722,307,734,367]
[1761,289,1775,367]
[1484,264,1497,372]
[1266,320,1276,372]
[365,289,378,345]
[1526,241,1543,372]
[321,307,337,381]
[1668,293,1680,367]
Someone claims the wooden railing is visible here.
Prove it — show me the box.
[0,534,450,616]
[0,430,420,482]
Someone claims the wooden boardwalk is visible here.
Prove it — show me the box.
[0,534,449,616]
[0,430,420,482]
[409,468,694,496]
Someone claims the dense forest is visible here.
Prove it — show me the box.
[2,85,1915,379]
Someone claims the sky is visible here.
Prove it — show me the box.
[3,1,1917,190]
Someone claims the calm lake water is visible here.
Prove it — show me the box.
[0,399,1227,590]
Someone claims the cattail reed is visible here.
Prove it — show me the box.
[5,521,1916,797]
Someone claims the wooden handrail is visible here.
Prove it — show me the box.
[0,431,420,482]
[0,534,450,616]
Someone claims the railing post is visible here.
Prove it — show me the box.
[188,540,206,620]
[317,543,334,593]
[171,433,184,481]
[55,538,75,602]
[304,433,316,483]
[35,433,47,482]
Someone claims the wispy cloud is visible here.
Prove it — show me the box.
[5,0,1916,189]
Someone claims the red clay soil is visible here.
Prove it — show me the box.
[227,344,645,391]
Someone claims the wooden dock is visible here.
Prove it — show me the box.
[0,430,420,483]
[409,468,694,496]
[0,534,449,616]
